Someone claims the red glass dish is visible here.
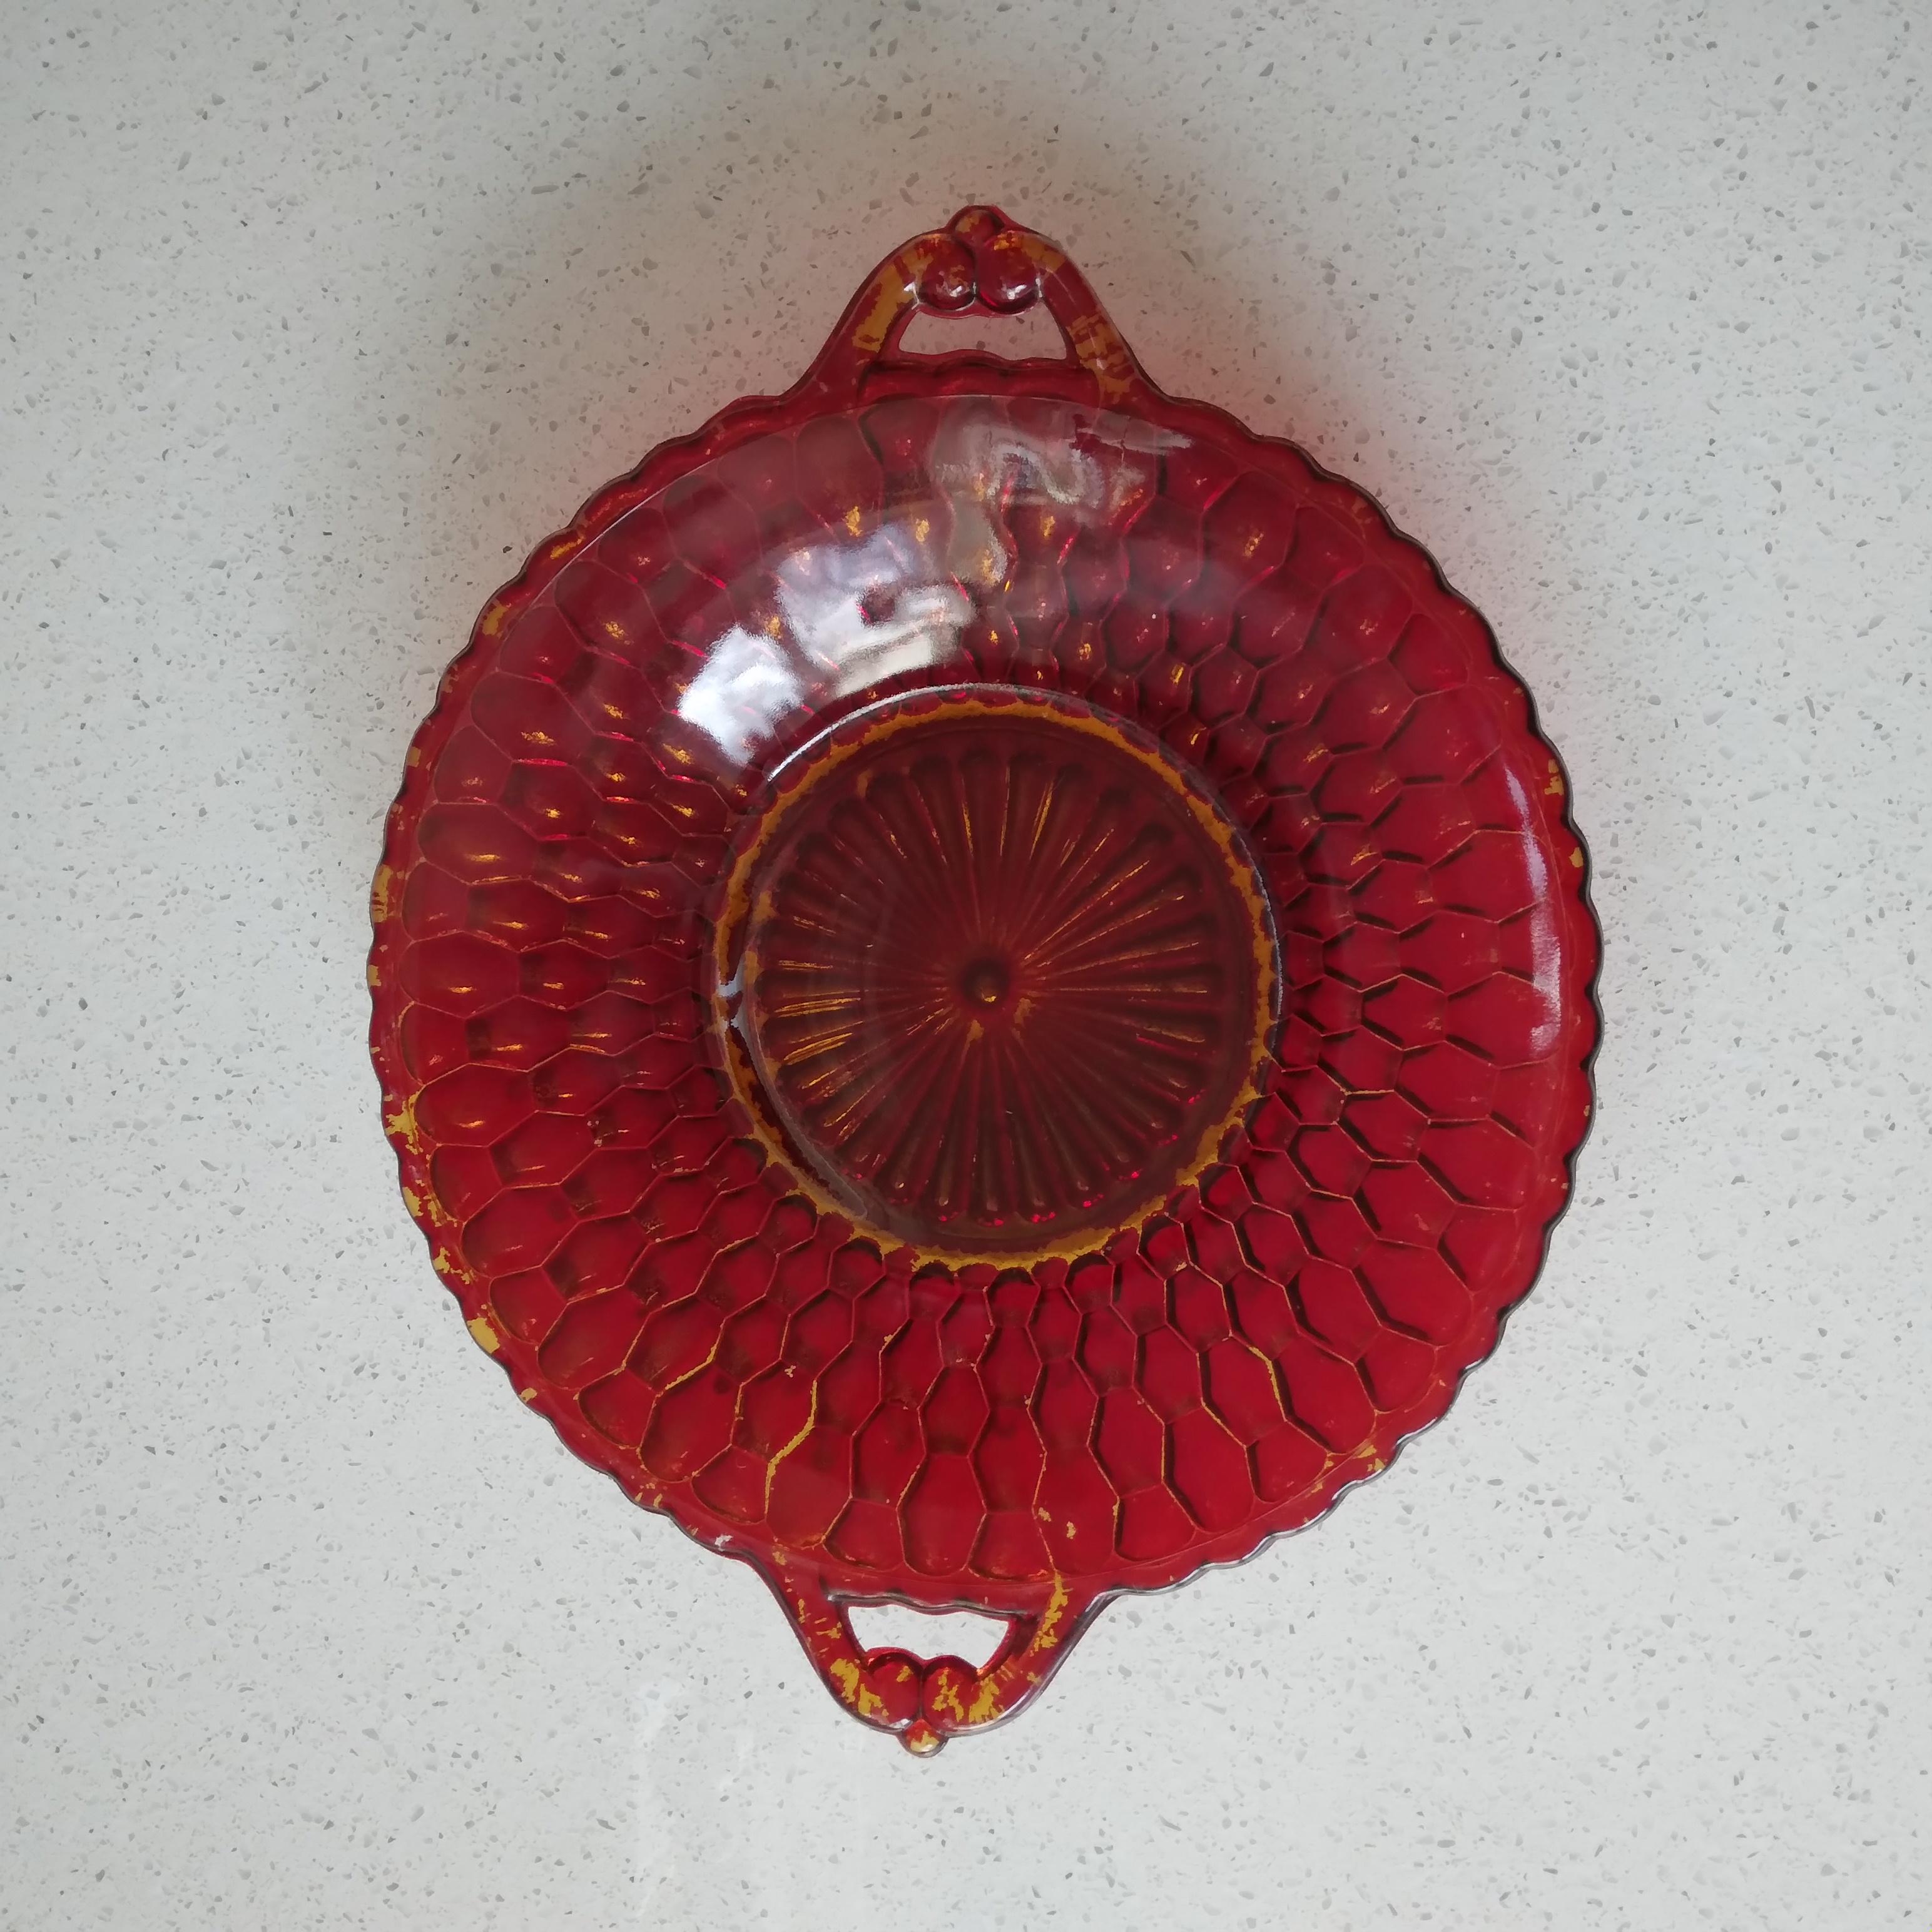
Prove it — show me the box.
[369,206,1599,1753]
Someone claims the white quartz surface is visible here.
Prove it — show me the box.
[3,1,1928,1926]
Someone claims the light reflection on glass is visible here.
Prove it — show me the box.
[673,410,1183,772]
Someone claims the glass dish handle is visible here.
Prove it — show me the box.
[804,203,1152,407]
[766,1559,1101,1756]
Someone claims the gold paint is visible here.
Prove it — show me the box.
[843,506,863,537]
[925,1674,965,1723]
[963,1580,1074,1731]
[827,1655,889,1721]
[1035,1575,1072,1645]
[518,1386,538,1403]
[963,1670,1006,1728]
[847,280,903,359]
[478,604,506,640]
[400,1185,424,1217]
[709,691,1280,1270]
[1570,847,1585,869]
[384,1094,424,1156]
[366,960,382,990]
[370,863,397,924]
[467,1314,502,1354]
[761,1388,821,1511]
[959,544,1004,590]
[766,1546,1082,1746]
[847,240,939,357]
[406,745,424,768]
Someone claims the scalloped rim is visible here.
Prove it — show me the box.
[367,295,1602,1675]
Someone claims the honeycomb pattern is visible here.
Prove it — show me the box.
[374,384,1592,1596]
[372,210,1597,1751]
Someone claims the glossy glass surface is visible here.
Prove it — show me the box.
[719,686,1278,1260]
[369,206,1599,1752]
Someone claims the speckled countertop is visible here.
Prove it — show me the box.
[3,2,1928,1927]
